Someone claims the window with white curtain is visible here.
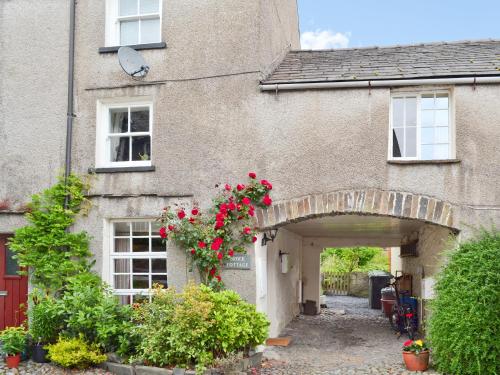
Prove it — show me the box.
[106,0,162,46]
[390,91,453,160]
[96,99,152,168]
[110,220,167,304]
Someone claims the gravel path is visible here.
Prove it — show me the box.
[0,360,112,375]
[261,295,440,375]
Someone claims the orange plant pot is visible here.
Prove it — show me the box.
[6,353,21,369]
[403,350,430,371]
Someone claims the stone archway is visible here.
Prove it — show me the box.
[255,188,458,231]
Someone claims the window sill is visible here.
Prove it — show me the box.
[387,159,461,165]
[89,166,155,173]
[98,42,167,54]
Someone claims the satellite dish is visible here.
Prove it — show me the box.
[118,46,150,78]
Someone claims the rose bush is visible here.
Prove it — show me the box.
[159,173,272,288]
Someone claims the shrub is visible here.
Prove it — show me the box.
[29,291,64,344]
[428,230,500,375]
[46,337,107,369]
[133,282,269,374]
[0,326,27,355]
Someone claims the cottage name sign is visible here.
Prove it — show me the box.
[224,253,251,270]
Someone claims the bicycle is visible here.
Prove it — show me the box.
[388,272,418,339]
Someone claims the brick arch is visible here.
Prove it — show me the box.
[255,189,458,231]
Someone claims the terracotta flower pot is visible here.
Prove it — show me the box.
[6,353,21,369]
[403,350,429,371]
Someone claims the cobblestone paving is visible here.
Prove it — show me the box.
[261,295,440,375]
[0,361,112,375]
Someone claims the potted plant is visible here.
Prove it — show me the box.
[0,326,28,369]
[402,339,430,371]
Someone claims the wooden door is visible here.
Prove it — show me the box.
[0,235,28,329]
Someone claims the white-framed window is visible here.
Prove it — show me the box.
[105,0,162,46]
[109,220,167,304]
[389,91,454,160]
[96,98,152,168]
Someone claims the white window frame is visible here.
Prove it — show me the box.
[105,0,163,47]
[388,89,455,161]
[103,219,167,304]
[96,97,153,168]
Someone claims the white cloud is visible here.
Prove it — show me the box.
[300,30,350,50]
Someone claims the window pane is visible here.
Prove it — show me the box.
[120,20,139,45]
[140,0,159,14]
[421,110,434,126]
[435,127,449,143]
[392,128,404,157]
[152,274,168,288]
[132,238,149,252]
[435,110,448,126]
[133,258,149,273]
[392,98,404,127]
[151,221,162,234]
[110,137,130,162]
[421,145,433,160]
[421,95,434,110]
[114,238,130,253]
[421,127,434,144]
[435,94,449,109]
[114,275,130,289]
[5,246,20,276]
[114,259,130,273]
[132,136,151,161]
[120,0,138,16]
[140,18,160,44]
[132,221,149,236]
[114,222,130,236]
[405,127,417,157]
[434,144,449,159]
[405,97,417,126]
[133,275,149,289]
[130,108,149,132]
[110,109,128,133]
[151,237,165,252]
[133,294,149,303]
[152,258,166,273]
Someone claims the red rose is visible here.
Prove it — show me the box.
[261,180,272,190]
[168,224,175,231]
[220,203,228,211]
[159,227,167,239]
[216,275,221,282]
[198,241,206,248]
[242,197,251,205]
[237,204,242,211]
[262,194,272,206]
[211,237,223,250]
[216,212,226,222]
[209,268,216,276]
[215,220,224,229]
[228,249,234,257]
[189,217,195,224]
[177,210,186,219]
[228,202,236,210]
[190,248,196,255]
[237,184,245,191]
[248,172,256,179]
[243,226,252,235]
[252,236,257,243]
[217,252,223,260]
[237,216,243,220]
[191,208,199,216]
[225,184,232,191]
[249,208,255,216]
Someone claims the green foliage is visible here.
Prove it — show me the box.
[428,230,500,375]
[8,174,93,295]
[28,291,64,344]
[321,247,385,273]
[0,326,27,355]
[403,339,429,354]
[133,282,269,374]
[46,336,107,369]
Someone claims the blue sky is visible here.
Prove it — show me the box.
[298,0,500,49]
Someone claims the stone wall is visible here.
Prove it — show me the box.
[348,272,369,297]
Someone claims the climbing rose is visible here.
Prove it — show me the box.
[243,227,252,235]
[198,241,206,248]
[159,227,167,239]
[191,208,199,216]
[217,252,223,260]
[242,197,251,205]
[215,221,224,229]
[216,212,226,222]
[225,184,232,191]
[228,202,236,210]
[216,275,221,282]
[261,179,272,190]
[190,248,196,255]
[252,236,257,243]
[211,237,223,250]
[168,224,175,231]
[263,194,272,206]
[209,268,216,276]
[248,172,256,179]
[177,210,186,219]
[249,207,255,216]
[237,184,245,191]
[189,217,195,224]
[228,249,234,257]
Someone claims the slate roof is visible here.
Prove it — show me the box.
[262,40,500,84]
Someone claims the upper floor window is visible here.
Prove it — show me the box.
[96,98,152,168]
[106,0,162,46]
[389,91,453,160]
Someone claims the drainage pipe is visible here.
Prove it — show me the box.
[259,76,500,92]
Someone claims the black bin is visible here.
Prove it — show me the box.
[368,271,391,309]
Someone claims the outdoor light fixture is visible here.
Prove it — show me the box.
[279,250,290,273]
[261,228,278,246]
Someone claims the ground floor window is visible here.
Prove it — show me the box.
[110,220,167,304]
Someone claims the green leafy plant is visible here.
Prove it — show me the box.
[133,282,269,374]
[428,229,500,375]
[8,174,93,295]
[28,291,64,344]
[403,339,429,354]
[0,326,27,355]
[160,173,272,289]
[46,336,107,369]
[321,247,384,274]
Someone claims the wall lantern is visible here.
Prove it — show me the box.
[261,228,278,246]
[279,250,290,274]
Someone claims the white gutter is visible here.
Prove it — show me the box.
[260,76,500,91]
